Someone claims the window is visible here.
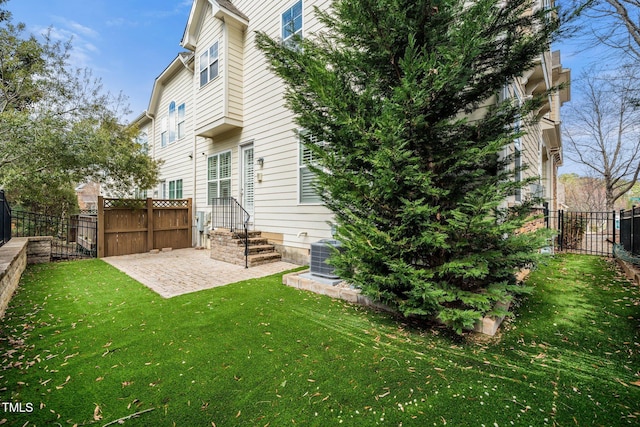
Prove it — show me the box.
[200,42,219,87]
[282,0,303,46]
[207,151,232,204]
[160,181,167,198]
[137,131,148,154]
[299,131,323,204]
[169,179,183,199]
[160,116,168,148]
[168,102,176,143]
[512,85,523,203]
[177,103,186,139]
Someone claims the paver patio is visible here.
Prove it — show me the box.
[102,248,299,298]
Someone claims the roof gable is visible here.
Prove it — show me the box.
[182,0,249,51]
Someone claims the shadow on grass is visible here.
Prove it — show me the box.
[0,255,638,426]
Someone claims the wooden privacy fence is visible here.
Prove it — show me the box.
[98,197,192,258]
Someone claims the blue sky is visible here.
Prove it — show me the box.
[7,0,193,121]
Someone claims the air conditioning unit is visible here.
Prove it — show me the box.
[310,239,342,279]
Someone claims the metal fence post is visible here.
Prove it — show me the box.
[632,205,636,256]
[558,210,564,252]
[612,210,616,250]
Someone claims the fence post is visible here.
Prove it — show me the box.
[97,196,105,258]
[187,198,193,247]
[558,210,564,252]
[147,198,154,252]
[612,210,616,250]
[632,205,637,256]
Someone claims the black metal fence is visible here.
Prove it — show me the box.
[0,190,10,248]
[12,210,97,260]
[619,206,640,256]
[549,210,617,257]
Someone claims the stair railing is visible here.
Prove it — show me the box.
[211,197,251,268]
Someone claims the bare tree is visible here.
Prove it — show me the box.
[562,67,640,210]
[560,173,610,211]
[579,0,640,61]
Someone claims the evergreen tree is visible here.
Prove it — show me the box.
[257,0,560,333]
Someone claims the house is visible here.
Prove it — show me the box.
[75,182,101,212]
[136,0,569,265]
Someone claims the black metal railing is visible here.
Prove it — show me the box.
[0,190,10,248]
[211,197,251,268]
[620,206,640,256]
[552,210,617,257]
[12,210,97,260]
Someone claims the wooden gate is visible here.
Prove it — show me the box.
[97,197,192,257]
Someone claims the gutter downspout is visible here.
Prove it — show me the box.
[144,110,156,196]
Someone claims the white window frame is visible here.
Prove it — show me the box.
[177,103,186,139]
[282,0,303,46]
[512,84,523,203]
[207,150,232,205]
[168,179,183,199]
[168,101,176,143]
[160,116,168,148]
[199,41,219,87]
[298,130,324,205]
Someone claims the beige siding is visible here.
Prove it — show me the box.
[139,0,565,257]
[149,64,194,199]
[195,7,225,131]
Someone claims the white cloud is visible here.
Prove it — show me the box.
[32,19,101,71]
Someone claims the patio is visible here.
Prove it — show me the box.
[103,247,299,298]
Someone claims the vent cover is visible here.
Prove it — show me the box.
[310,239,342,279]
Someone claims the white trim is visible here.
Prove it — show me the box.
[281,0,304,43]
[207,149,233,205]
[240,143,255,218]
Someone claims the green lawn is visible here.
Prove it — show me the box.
[1,255,639,426]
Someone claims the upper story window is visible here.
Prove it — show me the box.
[136,131,149,155]
[169,101,176,143]
[177,103,186,139]
[163,101,186,146]
[200,42,219,87]
[160,116,168,148]
[282,1,303,46]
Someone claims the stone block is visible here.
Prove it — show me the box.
[323,285,341,299]
[339,288,360,303]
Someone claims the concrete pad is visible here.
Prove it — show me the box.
[103,248,298,298]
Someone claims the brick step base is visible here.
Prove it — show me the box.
[209,229,282,267]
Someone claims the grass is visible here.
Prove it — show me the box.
[0,254,639,426]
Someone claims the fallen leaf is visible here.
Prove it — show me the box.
[631,380,640,387]
[93,404,102,421]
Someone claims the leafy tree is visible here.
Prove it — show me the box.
[0,2,159,216]
[258,0,560,332]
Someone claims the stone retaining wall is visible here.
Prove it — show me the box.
[283,269,519,336]
[616,258,640,286]
[0,237,52,318]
